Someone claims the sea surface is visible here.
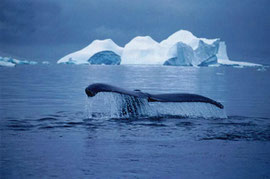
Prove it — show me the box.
[1,65,270,178]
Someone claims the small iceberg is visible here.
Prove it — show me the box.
[0,61,16,67]
[42,61,50,65]
[0,56,38,67]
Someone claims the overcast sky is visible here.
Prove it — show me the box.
[0,0,269,63]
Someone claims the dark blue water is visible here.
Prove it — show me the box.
[1,65,270,178]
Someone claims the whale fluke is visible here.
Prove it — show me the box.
[85,83,224,109]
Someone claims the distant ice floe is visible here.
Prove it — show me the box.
[0,61,15,67]
[0,56,38,67]
[42,61,50,65]
[54,29,261,67]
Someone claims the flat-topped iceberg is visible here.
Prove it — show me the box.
[57,30,261,67]
[0,56,38,67]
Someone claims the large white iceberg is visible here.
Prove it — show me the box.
[57,29,261,67]
[57,39,123,64]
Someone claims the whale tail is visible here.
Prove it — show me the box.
[85,83,226,119]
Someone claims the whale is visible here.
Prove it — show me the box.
[85,83,224,109]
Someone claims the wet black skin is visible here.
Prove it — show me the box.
[85,83,224,109]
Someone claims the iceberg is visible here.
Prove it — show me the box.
[57,29,261,67]
[216,42,261,67]
[0,56,38,67]
[28,61,38,65]
[57,39,123,64]
[42,61,50,65]
[0,61,16,67]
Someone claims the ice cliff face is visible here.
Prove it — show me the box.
[57,30,261,67]
[88,51,121,65]
[163,39,220,66]
[161,30,220,66]
[216,41,229,60]
[164,42,194,66]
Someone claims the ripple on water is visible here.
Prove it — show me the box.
[3,111,270,141]
[38,117,58,121]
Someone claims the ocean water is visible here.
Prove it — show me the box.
[1,65,270,178]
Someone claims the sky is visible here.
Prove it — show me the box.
[0,0,269,63]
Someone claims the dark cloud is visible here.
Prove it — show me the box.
[0,0,269,63]
[0,0,61,43]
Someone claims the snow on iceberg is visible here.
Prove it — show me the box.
[0,56,38,67]
[57,39,123,64]
[160,30,218,51]
[121,36,166,64]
